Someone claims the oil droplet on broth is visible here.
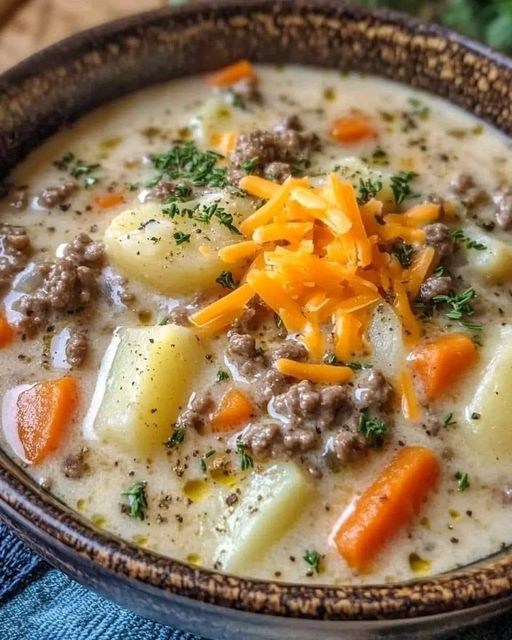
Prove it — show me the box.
[92,514,107,528]
[187,553,201,566]
[408,552,431,575]
[449,509,461,522]
[133,535,148,547]
[183,479,210,502]
[210,467,238,488]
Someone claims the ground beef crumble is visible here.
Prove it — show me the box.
[16,233,104,334]
[493,187,512,231]
[65,328,88,368]
[0,225,31,289]
[229,115,320,185]
[424,223,454,259]
[37,182,77,208]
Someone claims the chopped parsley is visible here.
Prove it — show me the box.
[451,229,487,251]
[216,369,230,382]
[303,549,322,574]
[455,471,470,492]
[173,231,191,245]
[356,177,383,204]
[200,449,216,473]
[226,89,246,110]
[216,270,237,289]
[433,264,449,277]
[241,157,259,173]
[390,170,418,204]
[236,440,254,471]
[407,96,430,120]
[173,183,193,201]
[443,413,457,428]
[370,146,389,166]
[165,425,185,448]
[391,242,416,268]
[53,151,101,188]
[323,353,371,370]
[359,409,388,448]
[149,141,227,188]
[121,481,148,520]
[432,287,481,331]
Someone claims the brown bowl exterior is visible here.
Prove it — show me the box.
[1,1,512,636]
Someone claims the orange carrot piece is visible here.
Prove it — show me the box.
[207,60,256,87]
[333,446,440,572]
[0,313,14,348]
[407,333,478,400]
[16,378,78,464]
[398,368,422,422]
[95,193,124,209]
[330,114,377,144]
[211,387,254,432]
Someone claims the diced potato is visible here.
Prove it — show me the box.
[368,302,406,383]
[464,227,512,283]
[215,462,314,573]
[464,325,512,459]
[104,196,251,296]
[83,324,206,451]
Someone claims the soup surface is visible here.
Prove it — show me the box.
[1,64,512,585]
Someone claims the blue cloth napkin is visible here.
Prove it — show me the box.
[0,520,511,640]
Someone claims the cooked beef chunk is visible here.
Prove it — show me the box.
[226,331,266,377]
[229,115,320,184]
[424,223,453,259]
[450,173,485,207]
[493,187,512,231]
[231,77,262,104]
[9,187,28,210]
[144,180,176,203]
[270,339,308,363]
[323,424,367,468]
[354,369,393,409]
[65,329,88,368]
[230,296,269,332]
[0,226,31,289]
[252,369,291,408]
[418,275,452,301]
[17,233,104,333]
[62,448,90,479]
[240,421,281,457]
[175,391,214,433]
[37,182,77,208]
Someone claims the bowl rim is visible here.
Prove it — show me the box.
[1,0,512,622]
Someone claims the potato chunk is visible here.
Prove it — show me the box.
[215,462,314,573]
[464,227,512,283]
[464,326,512,459]
[83,324,205,451]
[104,197,249,295]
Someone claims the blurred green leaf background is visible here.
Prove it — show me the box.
[352,0,512,53]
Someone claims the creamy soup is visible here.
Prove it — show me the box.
[1,64,512,586]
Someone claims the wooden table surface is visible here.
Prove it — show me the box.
[0,0,166,73]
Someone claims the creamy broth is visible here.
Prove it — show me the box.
[1,65,512,585]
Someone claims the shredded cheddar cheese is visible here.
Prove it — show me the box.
[192,172,436,411]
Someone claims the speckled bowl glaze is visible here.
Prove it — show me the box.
[1,1,512,638]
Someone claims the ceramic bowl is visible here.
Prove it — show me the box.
[1,2,512,638]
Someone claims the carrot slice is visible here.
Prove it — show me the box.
[16,378,78,464]
[330,114,377,144]
[398,368,422,422]
[333,446,440,572]
[211,388,254,432]
[0,312,14,348]
[408,333,478,400]
[207,60,256,87]
[275,359,354,384]
[95,193,124,209]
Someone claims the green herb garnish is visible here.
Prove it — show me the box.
[216,369,230,382]
[241,157,259,173]
[357,177,383,204]
[165,425,185,448]
[391,242,416,267]
[226,90,246,110]
[150,141,227,188]
[173,231,191,245]
[236,440,254,471]
[121,481,148,520]
[216,271,237,289]
[200,449,216,473]
[359,409,388,448]
[323,353,371,370]
[303,549,322,574]
[451,229,487,251]
[408,96,430,120]
[443,413,457,428]
[390,170,418,204]
[432,287,480,331]
[455,471,470,492]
